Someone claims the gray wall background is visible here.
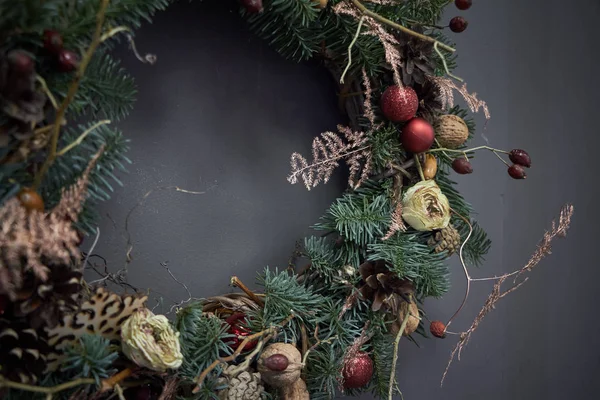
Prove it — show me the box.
[91,0,600,398]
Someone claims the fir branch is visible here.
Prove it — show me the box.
[62,335,118,386]
[33,0,111,190]
[367,234,450,298]
[314,188,391,248]
[369,331,396,399]
[254,268,323,342]
[303,236,344,283]
[305,344,343,399]
[175,303,233,383]
[288,125,372,190]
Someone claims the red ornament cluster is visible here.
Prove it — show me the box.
[43,30,79,72]
[225,312,257,351]
[342,351,374,389]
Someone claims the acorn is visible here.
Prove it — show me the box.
[508,164,526,179]
[451,158,473,174]
[423,154,438,180]
[508,149,531,168]
[430,320,446,338]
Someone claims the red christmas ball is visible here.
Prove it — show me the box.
[455,0,472,10]
[342,351,374,389]
[449,16,468,33]
[43,30,64,54]
[225,313,257,351]
[508,164,526,180]
[509,149,531,168]
[430,321,446,338]
[240,0,264,13]
[400,117,435,153]
[451,158,473,174]
[58,49,79,72]
[380,85,419,122]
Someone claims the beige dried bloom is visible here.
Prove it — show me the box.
[402,180,451,231]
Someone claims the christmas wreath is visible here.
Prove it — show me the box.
[0,1,574,399]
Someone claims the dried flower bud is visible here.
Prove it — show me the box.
[402,180,451,231]
[121,308,183,372]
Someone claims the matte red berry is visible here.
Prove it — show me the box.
[430,321,446,338]
[240,0,263,13]
[451,158,473,174]
[455,0,472,10]
[509,149,531,168]
[43,30,64,54]
[508,164,526,179]
[449,16,468,33]
[7,50,34,75]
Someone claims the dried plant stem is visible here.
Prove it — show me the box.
[193,314,295,392]
[35,75,59,109]
[441,205,574,385]
[414,155,425,181]
[0,377,95,395]
[429,145,508,155]
[349,0,455,53]
[231,276,265,308]
[100,368,134,392]
[389,311,411,400]
[57,119,111,156]
[33,0,110,190]
[341,16,366,84]
[434,42,462,82]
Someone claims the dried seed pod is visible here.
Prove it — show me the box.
[423,154,438,180]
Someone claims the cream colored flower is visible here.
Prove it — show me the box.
[121,308,183,372]
[401,180,451,231]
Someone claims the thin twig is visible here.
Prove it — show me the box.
[100,368,134,393]
[160,261,193,314]
[56,120,111,156]
[341,16,366,84]
[434,42,463,82]
[82,227,101,271]
[349,0,455,53]
[231,276,265,308]
[389,311,411,400]
[33,0,111,189]
[0,377,95,395]
[35,75,59,109]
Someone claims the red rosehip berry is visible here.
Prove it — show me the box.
[449,16,468,33]
[508,164,527,179]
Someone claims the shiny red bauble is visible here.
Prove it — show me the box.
[400,117,435,154]
[225,312,257,351]
[381,85,419,122]
[342,351,374,389]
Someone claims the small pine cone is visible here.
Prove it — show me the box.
[428,225,462,255]
[218,365,264,400]
[0,318,50,383]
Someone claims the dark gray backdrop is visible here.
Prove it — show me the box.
[91,0,600,398]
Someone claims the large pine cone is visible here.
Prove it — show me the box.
[12,264,82,330]
[0,318,50,383]
[428,225,462,255]
[395,27,436,86]
[358,260,414,314]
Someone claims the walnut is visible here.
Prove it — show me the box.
[435,114,469,149]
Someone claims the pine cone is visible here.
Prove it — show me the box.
[13,264,83,329]
[414,79,444,123]
[428,225,462,255]
[358,260,414,314]
[0,317,50,383]
[395,27,436,86]
[218,365,264,400]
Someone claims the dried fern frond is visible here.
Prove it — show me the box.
[427,75,490,119]
[288,125,372,190]
[0,147,104,299]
